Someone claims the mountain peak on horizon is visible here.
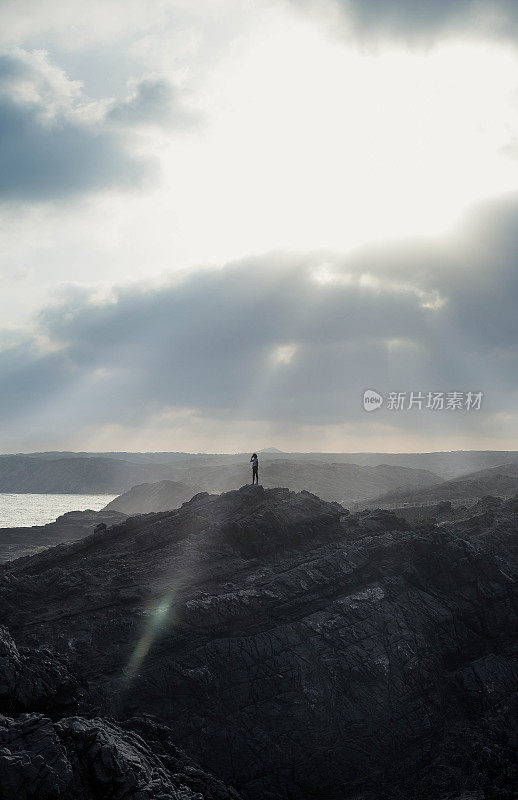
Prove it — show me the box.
[260,446,284,453]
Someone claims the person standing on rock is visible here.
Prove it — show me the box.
[250,453,259,484]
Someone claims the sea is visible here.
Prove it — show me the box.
[0,493,118,528]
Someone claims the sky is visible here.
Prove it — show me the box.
[2,0,518,453]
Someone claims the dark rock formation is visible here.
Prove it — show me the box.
[0,711,244,799]
[0,509,127,563]
[0,486,516,799]
[0,625,78,716]
[104,480,202,515]
[0,626,242,799]
[371,499,472,525]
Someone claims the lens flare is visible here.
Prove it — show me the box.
[122,591,176,686]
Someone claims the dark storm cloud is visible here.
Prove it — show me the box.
[0,53,187,201]
[2,194,518,439]
[0,96,149,200]
[312,0,518,42]
[35,255,428,421]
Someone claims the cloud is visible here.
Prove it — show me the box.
[0,50,193,202]
[0,97,148,201]
[1,194,518,451]
[107,77,200,128]
[302,0,518,44]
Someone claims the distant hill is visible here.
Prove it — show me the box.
[0,451,219,465]
[3,449,518,478]
[113,459,442,508]
[0,455,176,494]
[104,480,202,515]
[372,463,518,506]
[2,452,517,496]
[0,453,440,501]
[185,460,442,503]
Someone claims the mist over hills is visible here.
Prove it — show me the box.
[3,449,518,495]
[184,461,441,501]
[104,480,203,515]
[0,486,516,799]
[104,461,440,513]
[0,451,442,499]
[3,451,518,570]
[374,462,518,506]
[0,455,176,494]
[1,451,215,466]
[2,448,518,480]
[0,456,440,561]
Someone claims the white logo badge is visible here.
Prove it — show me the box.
[362,389,383,412]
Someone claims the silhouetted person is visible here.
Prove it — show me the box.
[250,453,259,484]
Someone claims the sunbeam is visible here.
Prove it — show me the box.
[122,591,177,687]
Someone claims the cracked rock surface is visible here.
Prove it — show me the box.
[0,625,243,799]
[0,625,78,715]
[0,485,516,799]
[0,708,242,799]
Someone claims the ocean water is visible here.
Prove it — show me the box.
[0,493,117,528]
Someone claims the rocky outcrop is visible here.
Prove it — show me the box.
[0,509,127,563]
[0,711,244,799]
[0,486,516,799]
[0,626,78,715]
[369,499,473,525]
[104,480,201,515]
[0,626,242,799]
